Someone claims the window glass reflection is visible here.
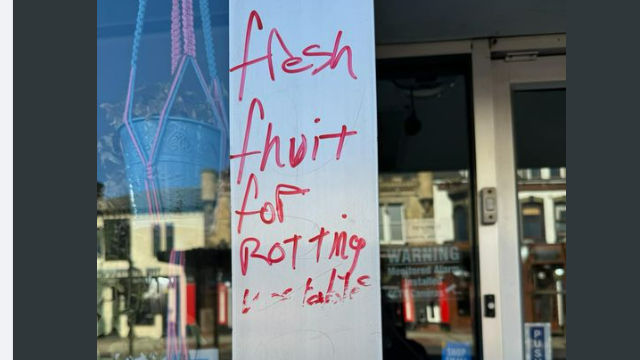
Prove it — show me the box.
[513,89,566,360]
[97,1,231,359]
[377,56,477,360]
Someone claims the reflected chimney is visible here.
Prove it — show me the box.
[202,170,217,247]
[417,172,433,199]
[201,170,218,202]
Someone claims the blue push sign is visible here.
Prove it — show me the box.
[442,341,471,360]
[525,323,552,360]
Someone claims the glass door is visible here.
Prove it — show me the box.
[490,55,566,360]
[376,55,481,360]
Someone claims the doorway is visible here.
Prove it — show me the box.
[489,54,566,360]
[376,55,481,360]
[377,35,566,360]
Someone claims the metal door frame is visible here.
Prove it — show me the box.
[485,52,566,360]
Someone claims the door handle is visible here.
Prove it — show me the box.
[484,294,496,318]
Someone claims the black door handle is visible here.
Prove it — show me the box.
[484,294,496,318]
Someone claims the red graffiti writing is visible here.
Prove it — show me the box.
[230,10,375,317]
[239,226,367,277]
[302,270,372,306]
[235,172,310,234]
[230,98,357,185]
[230,10,358,102]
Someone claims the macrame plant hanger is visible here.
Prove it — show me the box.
[121,0,229,223]
[167,249,188,360]
[121,2,227,359]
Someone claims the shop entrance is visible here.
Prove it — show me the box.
[489,54,566,360]
[376,55,480,360]
[376,35,566,360]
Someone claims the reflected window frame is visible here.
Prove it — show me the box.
[520,197,546,244]
[152,224,161,256]
[554,199,566,241]
[104,218,131,261]
[379,203,406,245]
[165,223,175,252]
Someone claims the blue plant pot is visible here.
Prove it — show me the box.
[119,116,223,215]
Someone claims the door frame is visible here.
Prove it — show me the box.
[377,34,567,360]
[486,52,566,360]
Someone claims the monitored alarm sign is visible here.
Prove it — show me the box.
[229,0,382,359]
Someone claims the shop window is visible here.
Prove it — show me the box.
[522,200,545,243]
[104,219,130,260]
[376,55,476,359]
[514,88,567,359]
[379,204,405,243]
[166,223,174,251]
[555,202,566,241]
[98,0,232,357]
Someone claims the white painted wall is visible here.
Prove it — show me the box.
[433,185,455,244]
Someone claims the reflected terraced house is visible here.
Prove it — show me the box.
[97,170,233,355]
